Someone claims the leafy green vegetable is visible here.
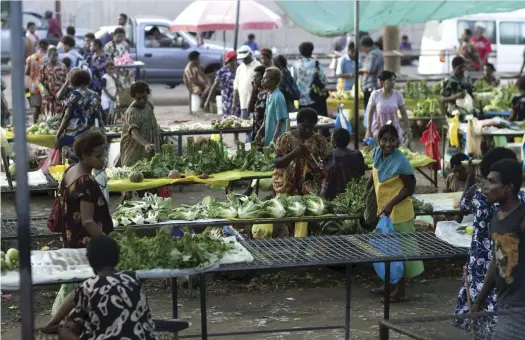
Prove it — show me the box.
[257,198,286,218]
[111,227,234,270]
[304,194,326,216]
[329,177,367,215]
[284,196,307,217]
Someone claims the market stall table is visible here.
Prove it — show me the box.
[0,232,467,340]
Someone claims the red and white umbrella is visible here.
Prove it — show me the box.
[170,0,281,32]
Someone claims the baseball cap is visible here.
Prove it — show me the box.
[236,45,252,60]
[225,50,238,62]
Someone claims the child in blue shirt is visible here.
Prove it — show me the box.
[255,67,288,146]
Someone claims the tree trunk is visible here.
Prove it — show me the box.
[383,26,400,73]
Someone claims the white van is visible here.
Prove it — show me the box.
[418,9,525,75]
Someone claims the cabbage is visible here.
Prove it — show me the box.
[207,203,237,219]
[145,210,159,224]
[304,194,326,216]
[120,217,132,226]
[237,201,260,219]
[285,196,306,217]
[130,214,144,225]
[257,198,286,218]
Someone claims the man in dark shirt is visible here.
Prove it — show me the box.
[473,159,525,340]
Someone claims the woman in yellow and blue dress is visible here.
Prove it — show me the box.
[369,124,424,303]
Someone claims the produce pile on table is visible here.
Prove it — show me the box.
[329,178,367,215]
[24,115,60,135]
[105,126,122,134]
[112,193,329,227]
[480,83,519,113]
[412,197,433,214]
[1,248,19,272]
[401,81,442,99]
[126,139,275,180]
[362,146,422,164]
[111,227,234,270]
[409,98,441,117]
[165,116,251,132]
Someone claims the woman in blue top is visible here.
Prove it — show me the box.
[453,147,525,337]
[55,69,104,163]
[204,50,238,116]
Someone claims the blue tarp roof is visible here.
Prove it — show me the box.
[275,1,525,36]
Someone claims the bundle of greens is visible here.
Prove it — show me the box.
[412,197,433,214]
[111,227,234,270]
[329,177,367,215]
[112,194,173,226]
[402,81,441,99]
[230,142,275,172]
[410,98,441,117]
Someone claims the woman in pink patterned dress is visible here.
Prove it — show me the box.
[365,71,410,145]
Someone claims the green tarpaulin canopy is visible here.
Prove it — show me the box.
[275,1,525,36]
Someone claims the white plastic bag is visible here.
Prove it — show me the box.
[456,93,474,113]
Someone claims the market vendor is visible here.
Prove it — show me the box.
[444,153,469,193]
[369,124,423,303]
[481,63,500,88]
[250,65,268,144]
[508,75,525,122]
[440,56,474,117]
[120,81,161,167]
[273,108,331,196]
[322,128,366,199]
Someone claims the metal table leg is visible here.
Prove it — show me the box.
[380,262,391,340]
[344,265,352,340]
[177,134,183,156]
[199,274,208,340]
[172,277,178,318]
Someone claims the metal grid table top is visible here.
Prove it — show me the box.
[1,216,56,240]
[380,309,525,340]
[221,232,467,271]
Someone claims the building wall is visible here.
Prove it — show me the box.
[22,0,425,53]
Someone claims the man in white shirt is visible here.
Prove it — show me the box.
[232,45,261,120]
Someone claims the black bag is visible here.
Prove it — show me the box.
[309,61,328,116]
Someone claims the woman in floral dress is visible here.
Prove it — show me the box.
[453,148,525,337]
[41,130,113,334]
[55,69,104,164]
[39,47,68,116]
[204,50,238,116]
[86,39,108,96]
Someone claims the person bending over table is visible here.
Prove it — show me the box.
[508,75,525,122]
[120,81,162,200]
[472,159,525,340]
[369,124,423,303]
[57,236,159,340]
[453,147,525,337]
[41,131,114,334]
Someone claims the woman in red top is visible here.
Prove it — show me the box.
[471,26,492,69]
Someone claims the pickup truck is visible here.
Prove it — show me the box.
[95,16,227,86]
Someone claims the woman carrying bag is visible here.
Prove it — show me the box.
[369,123,424,303]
